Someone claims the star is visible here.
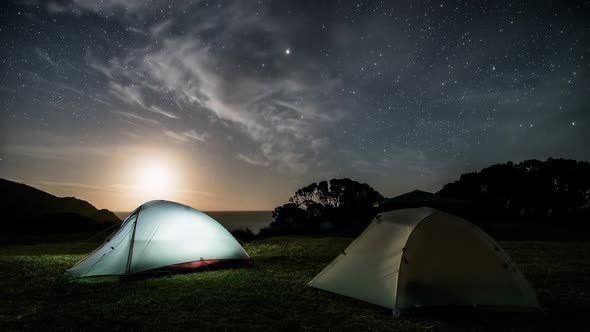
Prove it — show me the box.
[1,0,586,214]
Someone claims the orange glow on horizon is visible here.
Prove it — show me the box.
[14,145,288,212]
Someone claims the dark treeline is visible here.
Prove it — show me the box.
[261,159,590,240]
[436,158,590,240]
[438,158,590,220]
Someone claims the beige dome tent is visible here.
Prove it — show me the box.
[308,208,539,315]
[67,200,251,278]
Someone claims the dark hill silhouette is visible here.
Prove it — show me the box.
[0,178,121,233]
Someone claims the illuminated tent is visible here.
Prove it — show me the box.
[67,200,251,278]
[308,208,539,315]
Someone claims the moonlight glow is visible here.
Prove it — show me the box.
[138,161,175,195]
[0,1,587,211]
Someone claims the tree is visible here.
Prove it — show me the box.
[260,178,384,236]
[437,158,590,220]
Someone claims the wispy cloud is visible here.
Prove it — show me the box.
[111,110,161,125]
[36,180,124,193]
[109,82,148,109]
[236,154,271,168]
[2,144,111,161]
[150,19,172,37]
[92,31,340,172]
[12,179,214,198]
[46,0,151,15]
[164,129,207,143]
[35,48,58,67]
[6,178,113,193]
[149,106,179,119]
[108,83,179,119]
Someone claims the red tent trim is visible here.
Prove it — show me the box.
[165,258,252,272]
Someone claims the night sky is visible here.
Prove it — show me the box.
[0,1,588,211]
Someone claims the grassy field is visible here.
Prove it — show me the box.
[0,236,589,331]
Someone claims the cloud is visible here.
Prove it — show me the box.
[236,154,270,168]
[109,82,147,108]
[310,138,330,153]
[46,0,151,15]
[2,145,104,161]
[149,106,179,119]
[35,48,58,67]
[35,181,124,193]
[89,10,342,172]
[6,179,130,194]
[108,83,179,119]
[111,110,161,125]
[164,129,207,143]
[13,179,213,198]
[150,19,172,37]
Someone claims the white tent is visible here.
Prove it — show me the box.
[67,200,250,278]
[308,208,539,314]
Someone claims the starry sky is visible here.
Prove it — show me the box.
[0,0,588,211]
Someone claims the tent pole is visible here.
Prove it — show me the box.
[125,205,142,275]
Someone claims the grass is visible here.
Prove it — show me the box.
[0,236,589,331]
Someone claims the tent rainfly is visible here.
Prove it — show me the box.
[67,200,251,278]
[308,207,540,315]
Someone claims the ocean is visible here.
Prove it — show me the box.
[114,211,273,233]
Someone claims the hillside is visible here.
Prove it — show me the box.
[0,179,120,233]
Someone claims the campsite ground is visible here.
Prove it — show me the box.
[0,235,588,331]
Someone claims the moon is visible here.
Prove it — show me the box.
[138,161,175,195]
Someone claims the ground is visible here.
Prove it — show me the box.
[0,235,588,331]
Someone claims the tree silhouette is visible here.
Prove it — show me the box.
[438,158,590,220]
[260,178,384,235]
